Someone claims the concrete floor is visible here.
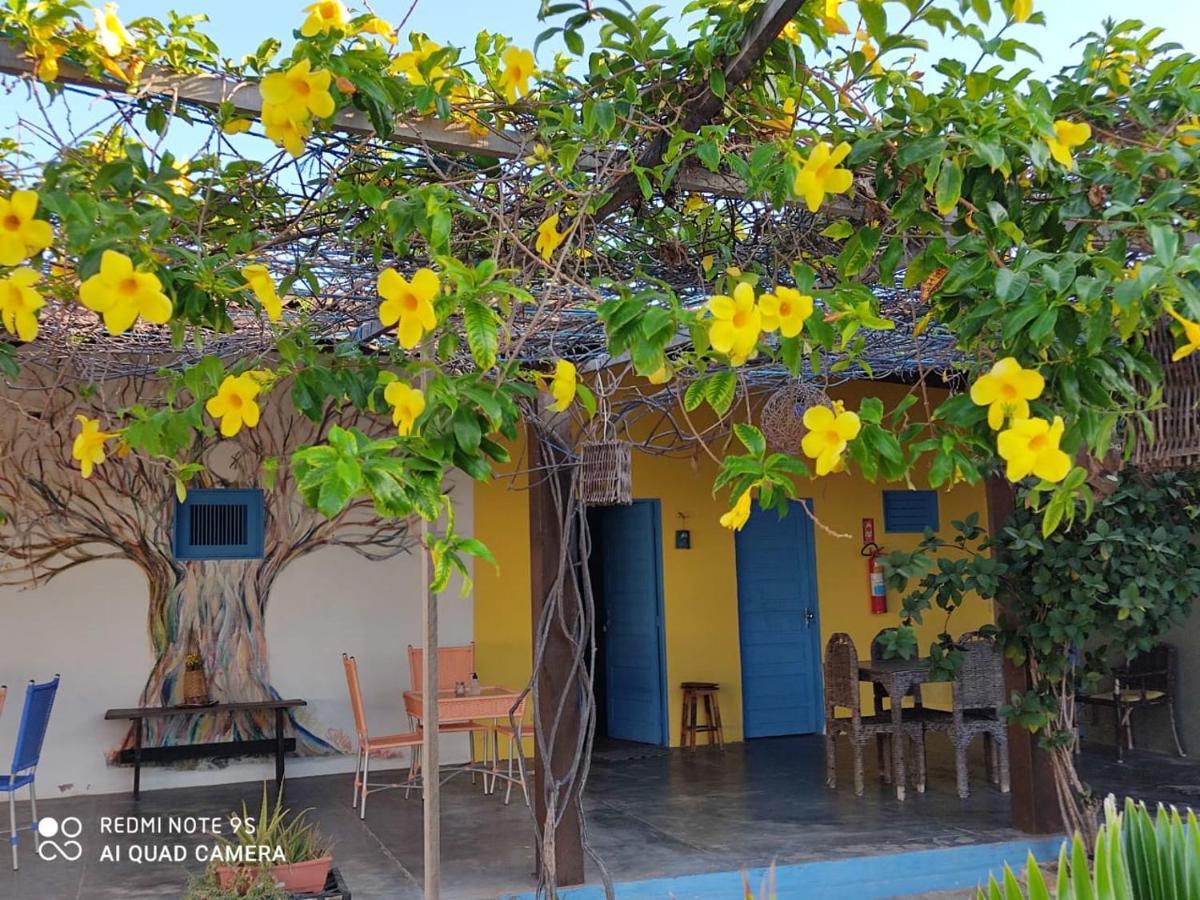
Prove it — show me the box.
[3,736,1195,900]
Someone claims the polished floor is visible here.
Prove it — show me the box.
[5,736,1196,900]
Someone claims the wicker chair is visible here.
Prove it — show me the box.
[824,633,925,796]
[1078,643,1185,762]
[921,632,1009,799]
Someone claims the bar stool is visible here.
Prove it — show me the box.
[680,682,725,750]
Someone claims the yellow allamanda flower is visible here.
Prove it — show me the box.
[0,268,45,342]
[550,359,577,412]
[535,214,566,261]
[1044,120,1091,169]
[378,266,439,349]
[261,59,335,123]
[1091,50,1135,90]
[223,118,253,135]
[357,17,397,44]
[300,0,349,37]
[206,374,263,438]
[997,415,1071,483]
[499,47,536,103]
[241,264,282,321]
[73,415,118,478]
[801,403,861,476]
[765,96,797,133]
[793,141,854,213]
[707,282,762,366]
[1176,116,1200,147]
[0,190,54,266]
[262,106,312,158]
[78,250,172,335]
[720,488,753,532]
[93,2,132,57]
[384,380,426,436]
[781,21,801,45]
[819,0,850,35]
[759,286,813,338]
[648,362,672,385]
[684,195,709,214]
[1011,0,1033,23]
[391,36,446,85]
[969,357,1045,430]
[1166,306,1200,361]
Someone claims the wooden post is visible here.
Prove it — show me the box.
[527,423,586,888]
[986,477,1062,834]
[419,349,441,899]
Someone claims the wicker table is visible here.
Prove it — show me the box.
[858,660,929,801]
[403,687,523,787]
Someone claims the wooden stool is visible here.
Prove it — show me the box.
[680,682,725,750]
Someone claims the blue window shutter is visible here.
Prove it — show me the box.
[173,488,265,560]
[882,490,939,533]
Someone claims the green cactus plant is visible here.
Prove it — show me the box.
[979,796,1200,900]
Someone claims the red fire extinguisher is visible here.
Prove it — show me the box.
[862,517,887,615]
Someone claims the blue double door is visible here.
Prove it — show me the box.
[735,500,824,738]
[591,500,668,745]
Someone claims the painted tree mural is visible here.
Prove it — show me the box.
[0,366,412,752]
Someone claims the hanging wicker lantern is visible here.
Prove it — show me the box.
[1130,323,1200,472]
[760,381,831,454]
[578,439,633,506]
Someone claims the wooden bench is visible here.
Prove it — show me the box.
[104,699,306,799]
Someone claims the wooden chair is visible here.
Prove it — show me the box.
[342,654,422,819]
[486,694,531,806]
[824,633,925,796]
[406,644,488,784]
[1079,643,1186,762]
[921,632,1010,799]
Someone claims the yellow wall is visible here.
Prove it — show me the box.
[473,381,995,749]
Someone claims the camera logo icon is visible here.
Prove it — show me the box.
[36,816,83,862]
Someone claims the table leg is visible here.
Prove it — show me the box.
[890,678,906,801]
[275,708,285,788]
[132,718,143,801]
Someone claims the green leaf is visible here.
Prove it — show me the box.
[733,423,766,457]
[935,159,964,216]
[706,370,737,414]
[463,301,499,370]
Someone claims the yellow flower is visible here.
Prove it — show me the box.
[262,105,312,157]
[78,250,173,334]
[241,264,282,321]
[0,268,45,341]
[1011,0,1032,23]
[819,0,850,35]
[969,357,1045,430]
[93,2,132,57]
[31,40,64,83]
[1166,306,1200,361]
[261,59,335,122]
[535,214,566,261]
[357,17,396,43]
[1176,116,1200,147]
[759,286,813,338]
[707,282,762,365]
[222,118,253,135]
[684,195,709,214]
[793,141,854,213]
[701,255,714,275]
[720,489,753,532]
[0,190,54,266]
[781,21,801,45]
[1091,51,1134,90]
[801,404,861,476]
[765,96,797,133]
[391,36,446,85]
[205,374,262,437]
[72,415,118,478]
[499,46,536,103]
[378,266,439,349]
[648,363,672,384]
[384,380,426,436]
[550,359,577,412]
[1044,120,1091,169]
[997,416,1071,483]
[301,0,348,36]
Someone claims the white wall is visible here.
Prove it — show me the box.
[0,476,474,797]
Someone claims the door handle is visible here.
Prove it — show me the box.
[804,609,815,626]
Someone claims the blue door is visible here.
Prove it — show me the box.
[595,500,668,745]
[735,500,823,738]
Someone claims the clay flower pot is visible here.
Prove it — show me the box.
[216,855,332,894]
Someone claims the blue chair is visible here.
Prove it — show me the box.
[1,676,59,870]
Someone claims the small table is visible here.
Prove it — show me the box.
[859,659,929,801]
[403,687,523,786]
[105,699,306,799]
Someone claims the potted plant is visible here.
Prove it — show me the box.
[216,784,333,895]
[184,862,288,899]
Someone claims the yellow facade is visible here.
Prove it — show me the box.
[473,381,995,749]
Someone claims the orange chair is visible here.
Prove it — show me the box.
[407,644,488,785]
[487,694,531,806]
[342,654,422,819]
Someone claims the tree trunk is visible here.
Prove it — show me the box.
[126,560,332,753]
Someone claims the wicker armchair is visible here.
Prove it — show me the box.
[824,633,925,796]
[921,631,1009,799]
[1078,643,1185,762]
